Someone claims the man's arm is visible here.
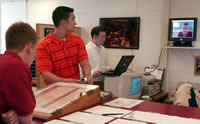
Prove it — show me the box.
[79,60,93,84]
[18,114,33,124]
[41,71,82,84]
[1,110,19,124]
[1,111,33,124]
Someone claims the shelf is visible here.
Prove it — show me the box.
[164,46,200,49]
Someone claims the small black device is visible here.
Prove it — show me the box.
[100,55,134,77]
[100,91,112,104]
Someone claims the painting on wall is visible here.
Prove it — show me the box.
[100,17,140,49]
[36,23,55,39]
[194,56,200,75]
[44,28,54,36]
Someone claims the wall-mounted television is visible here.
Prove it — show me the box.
[100,17,140,49]
[168,17,198,47]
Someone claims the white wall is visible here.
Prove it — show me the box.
[0,0,168,89]
[1,0,26,53]
[2,0,200,93]
[166,0,200,91]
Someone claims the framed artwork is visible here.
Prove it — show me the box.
[36,23,55,39]
[194,56,200,75]
[44,28,54,36]
[100,17,140,49]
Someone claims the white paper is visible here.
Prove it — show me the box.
[44,119,74,124]
[85,105,132,118]
[32,87,37,93]
[109,119,147,124]
[124,110,200,124]
[61,111,114,124]
[145,68,164,80]
[104,98,143,108]
[124,111,172,123]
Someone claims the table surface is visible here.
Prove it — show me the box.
[32,99,200,124]
[132,101,200,119]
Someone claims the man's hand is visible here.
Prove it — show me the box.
[1,110,19,124]
[93,70,101,77]
[86,75,94,84]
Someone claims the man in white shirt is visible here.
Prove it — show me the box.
[86,26,113,90]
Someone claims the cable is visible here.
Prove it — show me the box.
[145,43,171,73]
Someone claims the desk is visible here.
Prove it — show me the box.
[132,101,200,119]
[32,99,200,123]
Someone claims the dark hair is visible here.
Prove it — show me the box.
[183,22,189,26]
[6,22,37,52]
[52,6,74,27]
[91,26,106,38]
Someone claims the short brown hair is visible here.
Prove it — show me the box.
[91,26,106,38]
[6,22,37,52]
[52,6,74,27]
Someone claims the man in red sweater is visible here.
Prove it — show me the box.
[0,22,37,124]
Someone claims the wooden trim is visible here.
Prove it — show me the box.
[36,24,55,88]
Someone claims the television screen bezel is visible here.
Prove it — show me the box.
[168,17,198,42]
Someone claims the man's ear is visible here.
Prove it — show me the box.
[26,43,33,54]
[61,19,67,26]
[93,34,97,40]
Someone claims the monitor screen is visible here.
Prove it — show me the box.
[168,17,198,47]
[129,76,142,96]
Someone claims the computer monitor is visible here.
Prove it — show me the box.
[104,72,143,99]
[118,72,143,99]
[168,17,198,47]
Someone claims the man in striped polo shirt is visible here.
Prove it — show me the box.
[36,6,93,85]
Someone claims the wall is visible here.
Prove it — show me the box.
[0,0,168,89]
[1,0,26,52]
[1,0,200,93]
[166,0,200,91]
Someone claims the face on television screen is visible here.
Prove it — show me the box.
[171,20,194,38]
[129,76,142,96]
